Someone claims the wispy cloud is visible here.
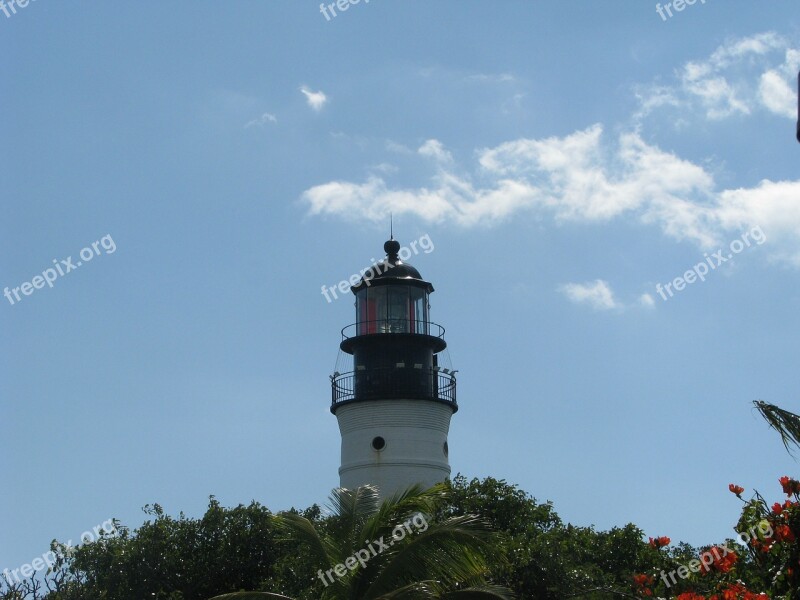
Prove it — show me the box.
[636,32,798,122]
[301,119,800,263]
[463,72,516,84]
[370,163,399,174]
[639,293,656,308]
[302,125,716,241]
[386,140,414,154]
[299,32,800,264]
[300,86,328,112]
[245,112,278,128]
[759,69,797,119]
[418,139,453,164]
[560,280,619,311]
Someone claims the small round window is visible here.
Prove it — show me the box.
[372,436,386,451]
[443,441,449,457]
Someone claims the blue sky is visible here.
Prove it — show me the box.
[2,0,800,577]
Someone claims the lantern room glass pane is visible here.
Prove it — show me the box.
[387,286,409,332]
[356,286,387,334]
[373,287,388,332]
[410,288,428,334]
[355,285,429,335]
[356,288,369,335]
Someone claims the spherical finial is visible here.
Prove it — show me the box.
[384,239,401,258]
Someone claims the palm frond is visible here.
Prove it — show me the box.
[273,512,338,566]
[362,514,502,599]
[440,585,516,600]
[328,484,382,521]
[326,484,382,557]
[361,483,447,545]
[754,400,800,456]
[209,593,295,600]
[384,482,449,509]
[373,580,438,599]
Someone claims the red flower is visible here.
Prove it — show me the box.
[720,584,769,600]
[699,546,738,574]
[676,593,706,600]
[776,524,796,543]
[729,483,745,496]
[633,573,654,596]
[780,475,800,496]
[722,583,750,599]
[722,584,746,600]
[648,535,671,549]
[717,551,738,572]
[772,502,784,515]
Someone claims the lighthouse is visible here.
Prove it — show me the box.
[330,238,458,497]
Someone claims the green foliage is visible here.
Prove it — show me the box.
[755,400,800,456]
[0,479,690,600]
[70,497,284,599]
[206,595,293,600]
[7,400,799,600]
[442,475,667,599]
[0,497,319,600]
[235,483,515,600]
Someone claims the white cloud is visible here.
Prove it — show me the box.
[758,48,800,119]
[785,49,800,75]
[302,125,718,242]
[560,283,658,312]
[299,32,800,264]
[386,140,414,154]
[463,73,516,84]
[300,86,328,112]
[560,280,619,311]
[639,293,656,308]
[299,121,800,261]
[637,32,798,122]
[713,181,800,264]
[244,112,277,128]
[418,139,453,164]
[370,163,399,174]
[681,73,750,119]
[633,85,682,120]
[502,92,526,113]
[706,32,786,66]
[759,70,795,118]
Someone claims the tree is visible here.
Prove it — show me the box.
[629,401,800,599]
[442,475,672,599]
[210,483,514,600]
[0,498,314,600]
[754,401,800,457]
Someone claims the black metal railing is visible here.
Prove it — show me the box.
[331,367,457,411]
[341,320,446,341]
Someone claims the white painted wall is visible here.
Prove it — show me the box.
[335,399,454,497]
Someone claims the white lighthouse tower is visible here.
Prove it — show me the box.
[330,239,458,498]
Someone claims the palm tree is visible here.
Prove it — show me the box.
[754,400,800,456]
[210,483,513,600]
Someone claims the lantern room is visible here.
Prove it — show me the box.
[332,238,456,412]
[354,261,430,336]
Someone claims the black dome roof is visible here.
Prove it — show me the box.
[351,239,433,293]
